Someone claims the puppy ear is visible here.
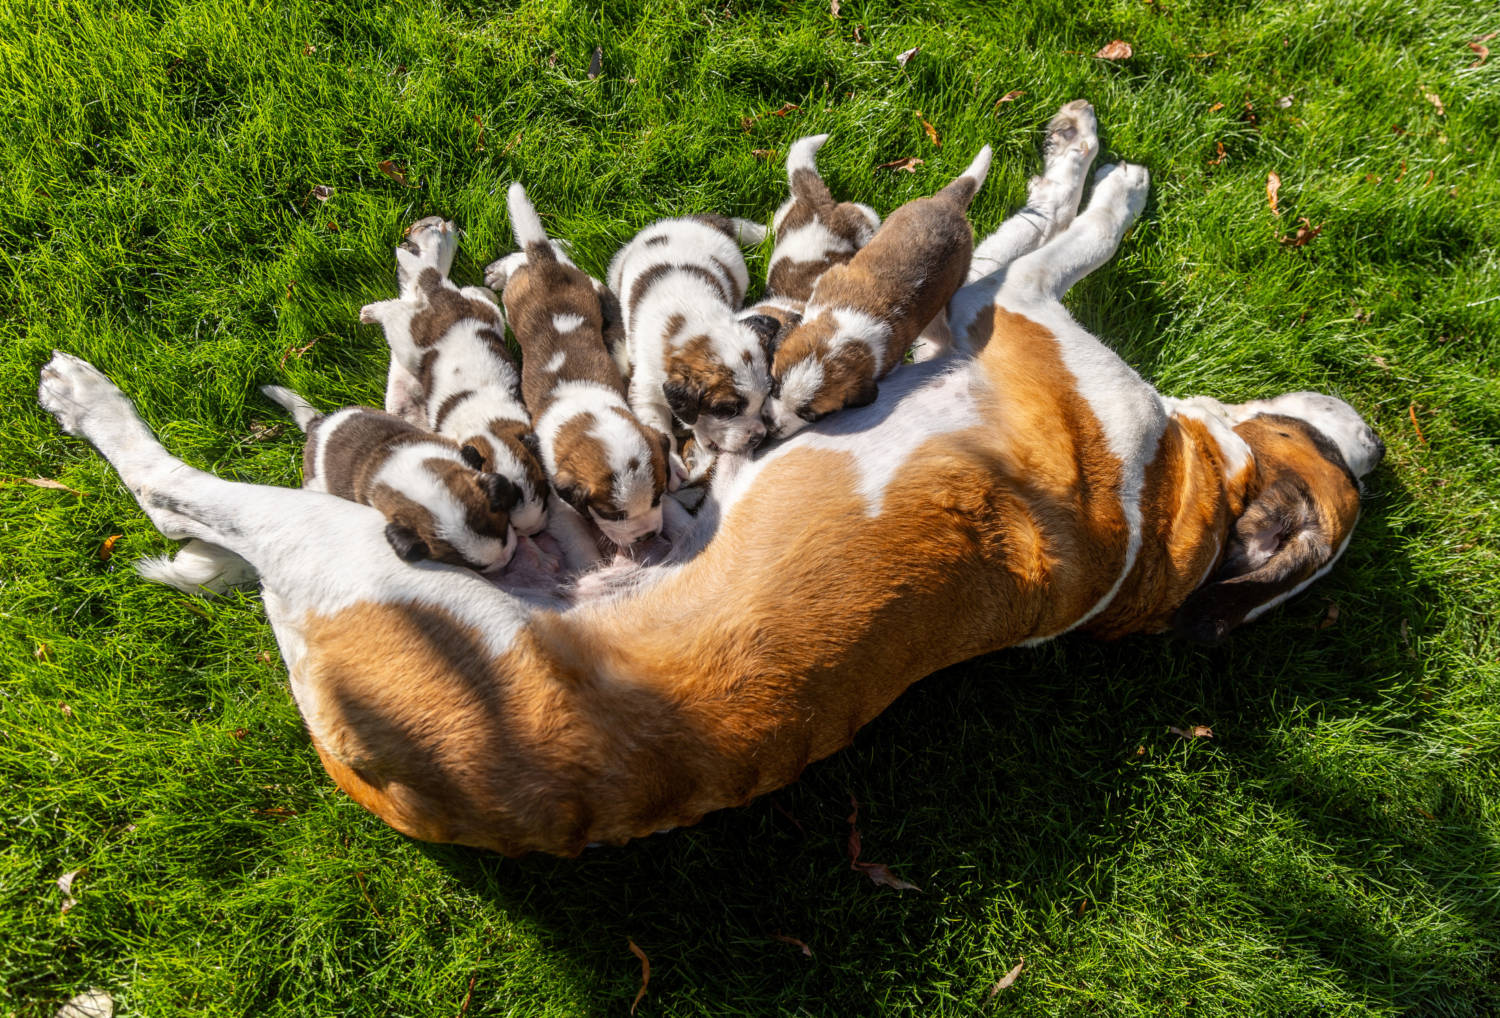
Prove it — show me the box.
[478,473,520,513]
[552,475,590,515]
[384,522,430,562]
[459,443,486,470]
[663,378,704,426]
[1173,478,1334,644]
[519,430,542,461]
[846,375,879,409]
[654,428,673,463]
[741,314,785,359]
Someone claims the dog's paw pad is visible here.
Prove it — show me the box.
[1044,100,1098,162]
[483,252,528,291]
[38,352,123,436]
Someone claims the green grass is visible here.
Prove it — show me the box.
[3,0,1499,1014]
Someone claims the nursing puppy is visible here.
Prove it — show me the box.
[486,183,672,550]
[764,146,992,438]
[765,134,882,304]
[607,213,781,461]
[358,217,550,537]
[261,385,519,569]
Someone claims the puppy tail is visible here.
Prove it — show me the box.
[936,145,993,209]
[729,217,769,246]
[507,181,556,262]
[786,134,834,206]
[136,539,259,597]
[260,384,321,432]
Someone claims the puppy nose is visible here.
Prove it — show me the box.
[747,430,766,450]
[1371,433,1387,464]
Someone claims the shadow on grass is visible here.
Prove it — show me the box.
[409,463,1496,1014]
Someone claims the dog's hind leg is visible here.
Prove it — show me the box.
[1000,162,1149,305]
[966,100,1100,284]
[947,101,1101,348]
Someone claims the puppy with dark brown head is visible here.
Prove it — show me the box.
[485,184,672,550]
[260,385,519,569]
[359,217,550,537]
[607,214,781,463]
[764,147,992,439]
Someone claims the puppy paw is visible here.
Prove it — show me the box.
[483,251,529,292]
[38,351,131,437]
[1044,99,1098,167]
[396,216,457,290]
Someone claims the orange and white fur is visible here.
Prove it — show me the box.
[38,101,1382,856]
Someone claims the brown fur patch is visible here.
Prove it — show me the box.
[667,335,746,421]
[500,250,624,417]
[409,269,504,349]
[461,417,547,498]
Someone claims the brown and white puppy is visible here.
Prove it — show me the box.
[358,217,550,537]
[764,146,992,438]
[765,134,881,304]
[260,385,519,569]
[607,214,782,461]
[485,183,672,550]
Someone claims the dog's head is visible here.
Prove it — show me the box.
[455,421,550,537]
[662,316,779,455]
[547,407,672,551]
[1174,391,1384,643]
[376,457,521,572]
[764,309,884,439]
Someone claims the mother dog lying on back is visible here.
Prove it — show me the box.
[36,102,1383,856]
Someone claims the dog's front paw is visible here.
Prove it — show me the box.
[1044,99,1098,166]
[38,351,131,437]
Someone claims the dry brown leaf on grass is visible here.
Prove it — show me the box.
[771,933,813,957]
[1279,217,1323,247]
[57,869,81,914]
[920,114,941,147]
[896,46,920,67]
[59,702,72,718]
[1208,141,1227,166]
[628,940,650,1015]
[310,184,334,202]
[1168,724,1214,739]
[846,795,922,891]
[987,959,1024,999]
[587,46,602,80]
[1095,39,1133,60]
[1470,31,1497,66]
[97,535,122,560]
[302,44,316,56]
[876,156,924,173]
[21,477,85,496]
[830,0,840,17]
[473,115,486,152]
[55,989,112,1018]
[751,148,776,160]
[1266,170,1282,216]
[1409,402,1427,444]
[377,159,412,186]
[1319,601,1341,629]
[1422,88,1445,116]
[770,102,799,117]
[35,643,51,662]
[994,90,1025,112]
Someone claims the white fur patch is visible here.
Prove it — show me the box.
[552,313,585,334]
[545,350,567,373]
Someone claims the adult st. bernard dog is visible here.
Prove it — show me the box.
[36,102,1383,857]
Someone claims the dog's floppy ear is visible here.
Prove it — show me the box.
[741,314,785,359]
[551,474,591,515]
[478,472,520,513]
[519,431,542,461]
[459,443,486,470]
[384,522,430,563]
[663,377,705,426]
[1173,477,1334,644]
[845,375,879,409]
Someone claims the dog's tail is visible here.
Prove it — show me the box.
[507,181,557,262]
[260,384,321,432]
[136,539,259,597]
[935,145,993,209]
[786,134,834,206]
